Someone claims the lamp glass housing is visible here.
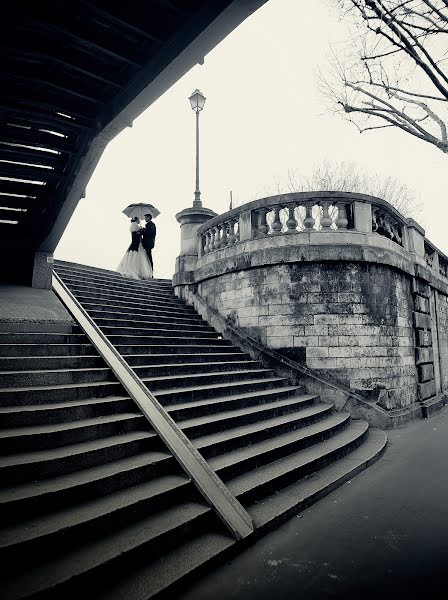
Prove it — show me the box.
[189,89,206,112]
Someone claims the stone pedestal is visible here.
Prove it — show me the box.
[353,201,372,233]
[173,206,216,296]
[406,219,426,258]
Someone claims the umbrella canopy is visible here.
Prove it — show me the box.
[122,203,160,220]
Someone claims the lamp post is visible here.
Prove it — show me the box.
[188,89,206,207]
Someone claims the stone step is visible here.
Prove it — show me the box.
[125,351,250,366]
[91,310,204,326]
[57,270,176,295]
[0,412,147,453]
[155,376,290,405]
[79,297,197,316]
[97,318,213,333]
[188,401,334,454]
[93,527,233,600]
[132,360,260,379]
[0,380,124,406]
[0,354,103,371]
[143,368,274,393]
[115,343,235,355]
[0,366,114,388]
[65,282,181,306]
[0,395,136,427]
[107,334,228,346]
[1,500,212,600]
[102,325,218,339]
[0,332,86,345]
[248,427,387,531]
[228,420,370,505]
[0,474,193,564]
[207,411,349,479]
[0,343,96,357]
[0,450,175,523]
[0,429,158,485]
[54,263,173,289]
[167,385,306,421]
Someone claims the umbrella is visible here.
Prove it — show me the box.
[122,203,160,220]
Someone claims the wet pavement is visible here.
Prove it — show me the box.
[179,408,448,600]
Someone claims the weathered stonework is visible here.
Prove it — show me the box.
[174,192,448,420]
[197,262,417,410]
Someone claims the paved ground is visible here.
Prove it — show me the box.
[179,409,448,600]
[0,285,71,323]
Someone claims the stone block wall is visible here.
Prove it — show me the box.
[434,290,448,392]
[198,261,417,410]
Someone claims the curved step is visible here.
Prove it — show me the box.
[228,420,370,504]
[249,427,387,530]
[0,379,124,405]
[0,429,158,484]
[0,450,174,517]
[0,412,147,453]
[178,394,320,438]
[1,501,212,600]
[0,473,192,555]
[208,411,351,479]
[167,385,306,420]
[191,402,335,454]
[0,395,135,426]
[155,376,290,404]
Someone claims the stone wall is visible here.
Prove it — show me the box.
[434,290,448,393]
[198,261,417,410]
[174,193,448,420]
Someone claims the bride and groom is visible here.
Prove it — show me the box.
[117,213,156,280]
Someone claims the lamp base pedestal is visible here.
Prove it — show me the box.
[173,205,216,295]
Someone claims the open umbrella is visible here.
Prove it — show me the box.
[122,203,160,220]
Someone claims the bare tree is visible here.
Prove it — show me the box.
[257,160,423,221]
[322,0,448,154]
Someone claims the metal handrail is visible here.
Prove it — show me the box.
[52,272,254,540]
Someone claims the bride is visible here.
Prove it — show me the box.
[117,217,153,280]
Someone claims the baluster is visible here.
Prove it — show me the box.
[271,206,282,233]
[214,225,222,250]
[285,203,297,233]
[320,200,332,229]
[234,220,240,242]
[221,222,229,247]
[228,219,236,244]
[209,227,216,251]
[295,204,305,230]
[303,202,315,229]
[335,202,348,230]
[257,208,269,235]
[203,231,210,254]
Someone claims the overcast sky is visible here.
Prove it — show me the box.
[55,0,447,280]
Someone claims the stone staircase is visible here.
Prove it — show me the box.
[0,260,387,599]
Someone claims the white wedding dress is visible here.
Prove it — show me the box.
[117,222,153,280]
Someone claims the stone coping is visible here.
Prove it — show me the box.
[188,230,448,295]
[196,191,411,236]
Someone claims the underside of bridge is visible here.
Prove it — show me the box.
[0,0,266,286]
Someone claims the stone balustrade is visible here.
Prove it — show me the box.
[197,192,415,257]
[195,192,448,283]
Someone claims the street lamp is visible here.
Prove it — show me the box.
[188,89,206,207]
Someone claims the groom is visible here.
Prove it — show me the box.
[141,213,156,270]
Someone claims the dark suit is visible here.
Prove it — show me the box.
[141,221,156,269]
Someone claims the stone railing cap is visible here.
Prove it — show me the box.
[197,191,410,235]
